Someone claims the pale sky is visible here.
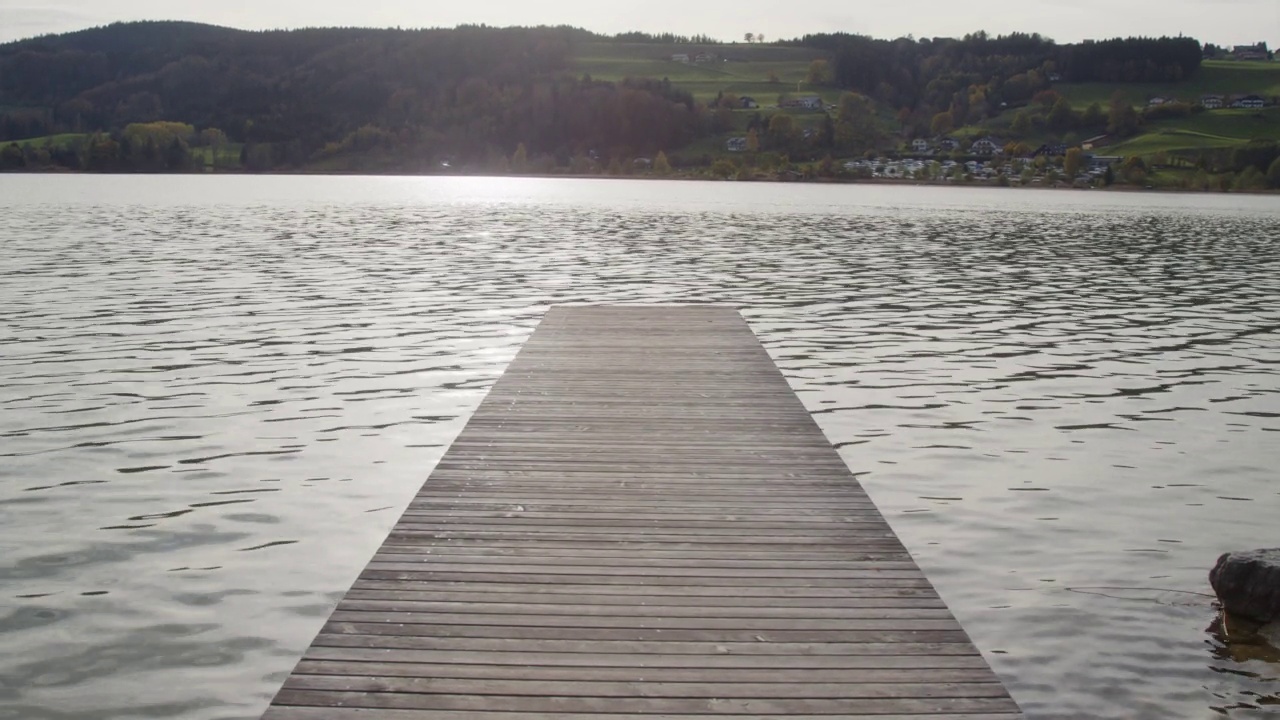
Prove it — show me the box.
[1,0,1276,47]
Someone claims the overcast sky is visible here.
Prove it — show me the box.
[1,0,1276,47]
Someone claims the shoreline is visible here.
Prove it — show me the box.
[5,167,1276,195]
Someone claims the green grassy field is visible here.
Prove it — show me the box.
[1054,60,1280,107]
[1101,107,1280,157]
[13,133,87,149]
[572,41,827,102]
[10,133,243,168]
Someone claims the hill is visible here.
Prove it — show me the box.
[1,22,1278,187]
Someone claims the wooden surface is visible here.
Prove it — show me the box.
[262,305,1021,719]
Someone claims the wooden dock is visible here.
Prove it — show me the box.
[262,305,1021,719]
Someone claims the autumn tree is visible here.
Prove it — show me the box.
[654,150,672,175]
[1064,147,1083,178]
[1120,155,1147,183]
[511,142,529,173]
[835,92,883,153]
[806,60,831,85]
[930,111,953,136]
[766,114,794,149]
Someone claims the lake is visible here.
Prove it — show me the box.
[1,175,1278,720]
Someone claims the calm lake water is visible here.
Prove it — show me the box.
[1,175,1278,719]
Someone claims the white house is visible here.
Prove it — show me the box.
[970,137,1002,155]
[1148,96,1172,106]
[740,96,759,109]
[726,137,748,152]
[1201,95,1225,109]
[781,95,823,110]
[1231,94,1266,109]
[911,138,931,152]
[671,53,690,63]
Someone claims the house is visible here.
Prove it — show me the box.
[935,136,960,152]
[633,157,652,168]
[969,137,1002,155]
[1081,134,1109,150]
[671,53,690,63]
[911,138,931,152]
[726,137,748,152]
[1201,94,1225,109]
[1231,94,1266,109]
[1032,143,1068,157]
[780,95,823,110]
[1087,155,1122,170]
[1148,96,1171,106]
[740,96,759,109]
[694,52,717,63]
[1232,46,1269,61]
[1048,72,1063,82]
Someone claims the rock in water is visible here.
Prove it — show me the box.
[1210,548,1280,623]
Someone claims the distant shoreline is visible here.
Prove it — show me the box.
[6,167,1275,194]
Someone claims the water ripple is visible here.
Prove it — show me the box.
[1,176,1279,720]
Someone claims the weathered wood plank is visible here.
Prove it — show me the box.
[265,710,1019,720]
[261,305,1020,719]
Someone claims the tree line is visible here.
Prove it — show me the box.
[0,22,1216,175]
[786,32,1201,138]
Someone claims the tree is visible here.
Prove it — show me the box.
[0,142,24,169]
[930,111,953,136]
[1120,155,1147,184]
[766,114,794,149]
[1047,97,1075,131]
[1235,165,1266,191]
[199,127,228,169]
[654,150,671,175]
[1081,102,1105,129]
[1010,110,1032,137]
[165,137,191,171]
[1064,147,1083,178]
[835,92,883,153]
[744,33,755,44]
[806,60,831,85]
[1267,156,1280,188]
[1033,89,1061,107]
[511,142,529,173]
[1107,91,1140,137]
[709,158,735,178]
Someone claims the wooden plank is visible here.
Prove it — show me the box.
[261,305,1021,719]
[270,690,1022,714]
[265,710,1019,720]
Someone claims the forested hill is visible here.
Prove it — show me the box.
[0,22,700,169]
[0,22,1213,174]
